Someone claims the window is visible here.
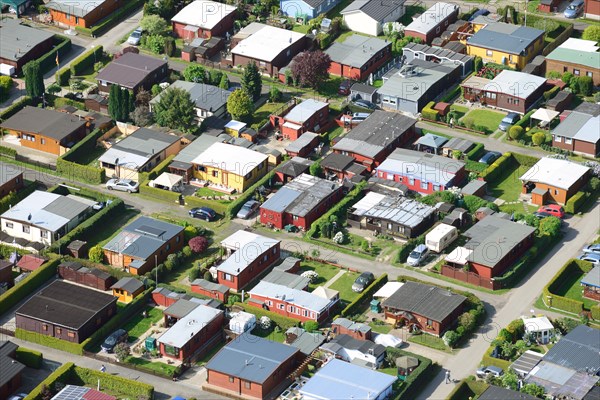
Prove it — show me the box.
[40,230,48,239]
[435,26,440,34]
[427,319,433,326]
[303,309,308,317]
[409,178,415,185]
[587,71,593,78]
[212,170,219,177]
[555,136,562,142]
[5,222,13,229]
[176,236,180,243]
[421,181,428,190]
[165,345,179,356]
[41,138,45,145]
[244,382,251,389]
[56,328,62,334]
[486,50,493,57]
[565,137,572,144]
[223,273,233,281]
[272,248,277,254]
[166,244,170,251]
[229,377,235,383]
[387,223,392,230]
[486,92,497,100]
[293,215,298,221]
[23,225,30,234]
[278,304,285,310]
[554,189,558,195]
[266,300,272,306]
[197,166,206,172]
[68,331,75,338]
[433,184,440,191]
[259,61,266,67]
[289,306,295,313]
[574,69,580,76]
[42,324,48,331]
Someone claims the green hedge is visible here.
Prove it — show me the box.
[139,182,229,215]
[341,273,388,317]
[61,128,109,163]
[481,345,512,370]
[39,36,72,74]
[16,328,84,355]
[543,85,560,101]
[307,181,367,238]
[511,152,539,168]
[543,258,593,314]
[70,46,104,76]
[421,101,439,121]
[565,191,588,214]
[0,180,37,214]
[226,169,277,218]
[385,347,433,400]
[592,304,600,320]
[16,347,43,368]
[0,145,17,157]
[395,235,425,264]
[481,152,513,182]
[440,86,462,103]
[465,160,488,173]
[448,379,489,400]
[147,154,175,181]
[465,143,485,161]
[0,258,60,315]
[53,97,85,110]
[56,66,71,86]
[235,302,301,329]
[56,158,105,184]
[514,109,536,129]
[72,366,154,399]
[0,96,32,120]
[25,362,75,400]
[88,0,144,36]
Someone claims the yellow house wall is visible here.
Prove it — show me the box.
[192,162,268,193]
[466,36,544,70]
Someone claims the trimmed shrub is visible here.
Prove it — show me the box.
[25,362,75,400]
[565,191,588,214]
[56,67,71,86]
[511,152,539,168]
[16,347,43,368]
[481,152,513,182]
[341,273,388,317]
[0,181,37,214]
[72,366,154,399]
[16,328,84,355]
[421,101,439,121]
[38,36,71,74]
[592,304,600,321]
[440,85,461,103]
[508,126,524,141]
[543,259,593,314]
[56,158,105,185]
[235,302,300,329]
[0,96,33,120]
[88,0,145,37]
[147,154,175,181]
[514,109,536,129]
[543,85,560,101]
[465,143,485,161]
[0,145,17,158]
[61,128,111,164]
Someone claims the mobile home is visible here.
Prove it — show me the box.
[425,223,458,253]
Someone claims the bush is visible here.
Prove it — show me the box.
[72,366,153,399]
[0,75,12,101]
[0,180,37,215]
[508,126,524,141]
[421,101,439,121]
[514,109,536,129]
[26,362,75,400]
[440,85,461,103]
[341,274,388,317]
[236,302,300,329]
[189,236,208,253]
[146,35,166,54]
[61,127,111,163]
[565,191,588,214]
[532,132,545,146]
[70,46,104,76]
[303,320,319,332]
[56,158,105,185]
[16,347,43,369]
[543,85,560,101]
[481,153,513,182]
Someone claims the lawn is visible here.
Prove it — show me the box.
[251,326,286,343]
[335,30,374,43]
[300,261,340,291]
[252,99,288,128]
[552,270,598,309]
[408,334,451,352]
[328,271,360,303]
[450,104,469,119]
[196,187,234,197]
[85,209,141,248]
[461,109,506,134]
[324,126,345,144]
[369,321,393,334]
[125,356,179,376]
[399,4,426,25]
[292,24,311,34]
[123,306,163,343]
[499,202,538,215]
[487,164,529,202]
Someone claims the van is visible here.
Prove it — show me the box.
[564,0,584,18]
[425,223,458,253]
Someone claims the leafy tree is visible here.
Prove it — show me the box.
[241,61,262,101]
[182,64,207,83]
[509,125,524,140]
[227,89,254,121]
[309,160,322,177]
[209,70,223,86]
[140,14,168,35]
[136,88,152,106]
[561,71,574,84]
[108,84,122,122]
[577,76,593,96]
[227,294,241,306]
[182,245,192,258]
[164,37,175,57]
[146,35,166,54]
[501,369,519,390]
[524,213,540,228]
[538,216,562,237]
[474,56,483,72]
[189,236,209,253]
[582,25,600,42]
[532,131,546,146]
[442,330,459,348]
[46,83,61,95]
[458,312,476,332]
[153,87,197,133]
[151,84,162,96]
[218,73,230,90]
[88,245,104,263]
[114,342,130,361]
[290,50,332,89]
[514,339,528,356]
[269,86,281,102]
[500,341,516,360]
[589,176,600,192]
[130,105,153,127]
[304,321,318,332]
[23,60,44,98]
[521,383,545,397]
[506,318,524,339]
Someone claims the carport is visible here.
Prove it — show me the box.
[150,172,183,192]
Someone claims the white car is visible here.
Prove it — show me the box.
[106,179,139,193]
[127,28,143,46]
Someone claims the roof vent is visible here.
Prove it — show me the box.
[28,213,32,221]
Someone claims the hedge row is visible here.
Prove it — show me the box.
[77,0,144,36]
[53,97,85,110]
[61,128,108,163]
[82,288,153,351]
[226,169,277,218]
[0,96,32,120]
[56,66,71,86]
[72,366,154,399]
[481,345,512,370]
[16,347,43,369]
[0,180,37,214]
[25,362,75,400]
[235,302,301,329]
[511,152,539,168]
[385,347,433,400]
[447,379,489,400]
[139,182,229,215]
[56,158,105,184]
[0,258,60,315]
[514,109,536,129]
[565,191,588,214]
[481,152,513,182]
[16,328,84,355]
[39,36,72,74]
[147,154,176,181]
[592,304,600,320]
[465,142,485,161]
[341,273,388,317]
[421,101,439,121]
[0,145,17,157]
[306,181,367,238]
[440,85,462,103]
[543,85,560,101]
[70,46,104,76]
[543,258,594,314]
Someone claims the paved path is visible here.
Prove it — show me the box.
[323,269,346,288]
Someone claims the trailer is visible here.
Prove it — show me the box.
[425,223,458,253]
[0,64,15,77]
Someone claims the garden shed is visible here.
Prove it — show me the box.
[396,356,419,380]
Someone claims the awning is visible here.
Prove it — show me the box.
[151,172,183,190]
[373,282,404,299]
[530,108,559,123]
[445,246,472,265]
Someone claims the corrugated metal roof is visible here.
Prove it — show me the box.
[285,132,319,153]
[543,325,600,372]
[510,350,543,376]
[285,100,328,124]
[405,2,458,35]
[363,196,436,228]
[217,231,280,275]
[110,277,143,293]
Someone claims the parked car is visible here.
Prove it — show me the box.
[127,28,143,45]
[468,8,490,21]
[106,179,139,193]
[537,204,565,218]
[92,199,113,211]
[564,0,584,18]
[406,244,430,267]
[8,393,28,400]
[236,200,260,219]
[498,112,521,131]
[583,243,600,255]
[352,271,375,293]
[576,252,600,267]
[101,329,128,353]
[189,206,217,221]
[476,366,503,379]
[479,151,502,165]
[340,112,371,123]
[352,99,377,110]
[533,211,553,219]
[339,79,353,96]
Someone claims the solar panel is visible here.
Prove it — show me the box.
[134,225,166,238]
[53,385,90,399]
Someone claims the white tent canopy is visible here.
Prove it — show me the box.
[445,246,472,265]
[373,282,404,299]
[530,108,560,126]
[150,172,183,191]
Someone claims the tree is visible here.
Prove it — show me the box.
[290,50,332,89]
[209,70,223,86]
[23,60,44,98]
[114,342,130,362]
[309,160,322,177]
[189,236,209,253]
[538,216,562,237]
[304,321,318,332]
[269,86,281,102]
[46,83,61,95]
[146,35,166,54]
[122,89,132,122]
[153,87,197,132]
[203,270,212,282]
[164,37,175,57]
[442,330,459,348]
[589,176,600,192]
[474,56,483,72]
[532,131,546,146]
[521,383,545,397]
[561,71,574,84]
[140,14,168,35]
[183,245,192,258]
[108,84,122,122]
[136,88,152,106]
[501,369,519,390]
[227,294,241,306]
[509,125,524,141]
[130,105,153,127]
[227,89,254,122]
[182,64,207,83]
[582,25,600,42]
[241,61,262,101]
[577,76,593,96]
[88,245,104,263]
[458,312,476,332]
[188,266,200,281]
[218,73,230,90]
[151,84,162,96]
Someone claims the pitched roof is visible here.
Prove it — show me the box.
[50,384,116,400]
[415,133,448,149]
[111,277,143,293]
[405,2,458,35]
[543,325,600,372]
[341,0,405,20]
[285,328,325,355]
[285,132,319,154]
[0,340,25,389]
[325,35,391,69]
[191,142,268,175]
[95,52,167,89]
[324,334,385,358]
[519,157,590,191]
[191,278,230,294]
[231,25,305,63]
[332,317,371,334]
[320,152,355,171]
[249,281,333,313]
[218,231,280,275]
[17,254,47,272]
[158,305,223,348]
[467,22,545,55]
[150,80,230,112]
[275,157,313,177]
[332,111,416,158]
[299,358,396,400]
[581,266,600,288]
[352,192,436,228]
[0,19,54,62]
[0,162,23,186]
[403,42,473,64]
[205,333,299,383]
[382,281,466,321]
[0,106,87,142]
[443,137,474,152]
[16,280,116,330]
[171,0,237,29]
[285,100,328,124]
[552,112,600,144]
[45,0,106,17]
[482,70,546,99]
[478,386,538,400]
[262,269,310,290]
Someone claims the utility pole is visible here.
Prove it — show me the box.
[155,254,158,284]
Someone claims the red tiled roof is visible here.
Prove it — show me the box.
[83,389,116,400]
[17,254,47,272]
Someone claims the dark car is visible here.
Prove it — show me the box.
[479,151,502,165]
[468,8,490,21]
[101,329,128,353]
[339,79,353,96]
[352,272,375,293]
[189,207,217,221]
[498,112,521,131]
[352,99,377,110]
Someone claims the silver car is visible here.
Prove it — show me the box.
[127,28,143,46]
[236,200,260,219]
[106,179,139,193]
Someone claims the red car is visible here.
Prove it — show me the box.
[537,205,565,218]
